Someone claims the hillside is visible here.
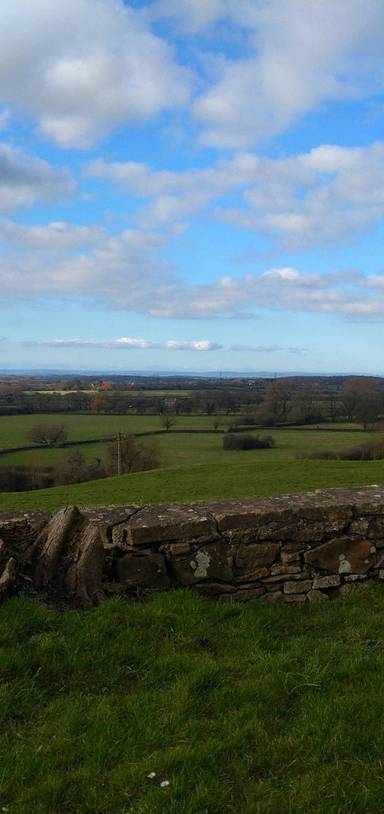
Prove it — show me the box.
[0,457,384,512]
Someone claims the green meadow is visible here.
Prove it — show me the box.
[0,413,380,511]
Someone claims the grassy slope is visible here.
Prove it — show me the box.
[0,458,383,512]
[2,587,384,813]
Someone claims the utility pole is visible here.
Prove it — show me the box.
[117,431,122,475]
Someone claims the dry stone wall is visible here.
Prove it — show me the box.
[2,485,384,606]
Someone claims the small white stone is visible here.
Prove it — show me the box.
[147,772,156,780]
[160,780,170,788]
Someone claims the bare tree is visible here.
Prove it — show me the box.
[161,416,176,432]
[107,435,159,474]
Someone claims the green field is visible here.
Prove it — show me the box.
[0,413,380,511]
[2,586,384,813]
[0,420,368,470]
[0,458,383,512]
[0,413,220,450]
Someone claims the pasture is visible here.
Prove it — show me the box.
[0,413,381,511]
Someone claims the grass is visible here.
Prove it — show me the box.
[2,585,384,813]
[0,458,383,512]
[0,426,368,468]
[0,413,219,449]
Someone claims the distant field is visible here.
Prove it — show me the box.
[0,413,220,449]
[0,458,383,512]
[29,389,195,396]
[0,426,370,469]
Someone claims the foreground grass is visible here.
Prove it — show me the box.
[2,586,384,813]
[0,458,383,512]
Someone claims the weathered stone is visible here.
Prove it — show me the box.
[83,506,138,548]
[284,580,312,594]
[256,510,352,543]
[65,524,105,603]
[34,506,82,588]
[117,553,170,589]
[0,558,16,593]
[235,542,280,569]
[4,485,384,607]
[281,550,301,564]
[270,563,301,576]
[171,542,233,585]
[344,574,367,582]
[307,589,329,602]
[115,505,216,547]
[312,575,341,590]
[305,537,376,575]
[235,566,269,583]
[263,570,309,584]
[164,542,192,557]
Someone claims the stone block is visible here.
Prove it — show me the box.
[235,566,269,583]
[117,553,170,589]
[284,580,312,594]
[281,550,301,564]
[171,542,233,585]
[305,537,376,575]
[270,563,301,576]
[312,575,341,590]
[235,542,280,569]
[114,504,217,548]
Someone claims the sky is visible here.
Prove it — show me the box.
[1,0,384,374]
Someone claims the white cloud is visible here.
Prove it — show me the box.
[26,337,222,352]
[0,0,191,148]
[2,213,384,322]
[147,267,384,320]
[87,143,384,247]
[0,227,171,306]
[0,143,75,213]
[192,0,384,147]
[0,220,105,250]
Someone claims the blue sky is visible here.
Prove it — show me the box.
[1,0,384,373]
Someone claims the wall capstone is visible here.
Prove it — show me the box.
[1,485,384,605]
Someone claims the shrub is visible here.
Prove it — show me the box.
[298,437,384,461]
[339,439,384,460]
[223,434,275,451]
[26,423,68,446]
